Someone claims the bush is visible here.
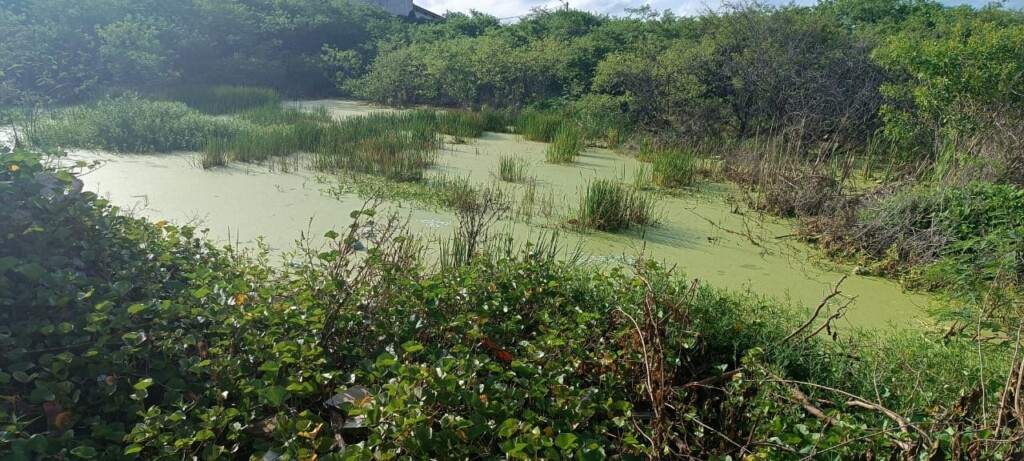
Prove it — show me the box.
[2,147,1022,459]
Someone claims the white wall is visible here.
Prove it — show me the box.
[353,0,413,16]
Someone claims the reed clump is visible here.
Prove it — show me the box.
[28,94,240,152]
[516,110,566,142]
[575,179,657,231]
[651,148,700,189]
[545,125,585,164]
[166,86,280,114]
[312,112,442,181]
[496,155,529,182]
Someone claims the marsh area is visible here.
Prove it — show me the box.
[49,100,932,329]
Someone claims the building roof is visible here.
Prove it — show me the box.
[412,4,444,20]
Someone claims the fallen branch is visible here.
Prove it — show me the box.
[790,384,836,425]
[684,368,745,389]
[781,276,847,344]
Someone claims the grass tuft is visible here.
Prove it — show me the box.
[545,125,585,164]
[496,155,529,182]
[575,179,657,231]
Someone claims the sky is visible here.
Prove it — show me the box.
[416,0,1023,21]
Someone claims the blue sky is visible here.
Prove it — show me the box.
[417,0,1023,21]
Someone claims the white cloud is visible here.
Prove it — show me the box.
[416,0,1022,20]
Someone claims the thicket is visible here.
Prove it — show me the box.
[0,0,404,105]
[4,147,1024,459]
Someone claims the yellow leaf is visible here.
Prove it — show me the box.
[155,220,168,228]
[233,293,248,305]
[299,423,323,439]
[55,411,74,430]
[8,164,20,172]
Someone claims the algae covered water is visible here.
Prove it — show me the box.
[63,101,932,330]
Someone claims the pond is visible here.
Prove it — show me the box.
[19,101,933,330]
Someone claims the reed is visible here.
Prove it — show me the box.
[480,107,513,133]
[28,94,240,152]
[437,110,485,138]
[311,115,441,182]
[516,110,566,142]
[496,155,529,182]
[575,179,657,232]
[545,125,585,164]
[198,149,228,169]
[167,86,280,114]
[651,148,700,188]
[237,105,331,126]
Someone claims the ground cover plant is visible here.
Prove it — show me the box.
[3,148,1024,460]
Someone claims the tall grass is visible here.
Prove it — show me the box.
[651,148,700,188]
[236,105,331,126]
[166,86,280,114]
[437,110,485,138]
[575,179,657,231]
[480,107,513,133]
[516,110,566,142]
[28,94,241,152]
[496,155,529,182]
[545,125,585,164]
[311,112,442,181]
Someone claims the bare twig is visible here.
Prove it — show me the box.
[781,276,847,344]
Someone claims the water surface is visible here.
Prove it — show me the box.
[46,102,934,330]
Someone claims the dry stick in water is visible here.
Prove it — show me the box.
[781,275,847,344]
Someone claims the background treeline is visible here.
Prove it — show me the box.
[0,0,406,105]
[349,0,1024,165]
[4,0,1022,169]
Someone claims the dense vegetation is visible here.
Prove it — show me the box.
[3,0,1024,458]
[3,146,1023,460]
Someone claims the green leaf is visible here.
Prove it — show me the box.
[261,386,288,406]
[498,418,520,438]
[259,361,281,373]
[29,388,55,403]
[27,434,48,452]
[324,230,340,239]
[70,446,98,458]
[127,303,147,314]
[401,341,424,353]
[134,378,154,390]
[124,445,143,455]
[122,332,146,346]
[555,433,578,449]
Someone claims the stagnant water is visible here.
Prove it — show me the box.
[4,104,935,330]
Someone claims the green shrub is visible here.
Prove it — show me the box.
[2,148,1020,460]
